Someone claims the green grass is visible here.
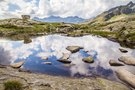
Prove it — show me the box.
[4,80,23,90]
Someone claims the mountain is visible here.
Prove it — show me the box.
[89,1,135,24]
[33,16,86,24]
[84,1,135,47]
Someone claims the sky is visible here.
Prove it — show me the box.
[0,0,134,19]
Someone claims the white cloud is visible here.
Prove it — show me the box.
[0,0,134,19]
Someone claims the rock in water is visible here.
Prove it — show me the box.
[66,46,83,53]
[57,59,71,64]
[109,60,124,66]
[41,56,48,60]
[24,37,32,44]
[118,56,135,66]
[82,56,94,63]
[57,53,71,64]
[42,62,52,65]
[116,68,135,89]
[119,48,128,53]
[10,61,25,68]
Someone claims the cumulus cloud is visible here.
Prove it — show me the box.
[0,0,134,19]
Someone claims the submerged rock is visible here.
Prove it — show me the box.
[41,56,48,60]
[118,56,135,66]
[119,48,128,53]
[109,60,124,66]
[63,64,75,67]
[10,61,25,68]
[116,68,135,89]
[82,56,94,63]
[42,62,52,65]
[66,46,83,53]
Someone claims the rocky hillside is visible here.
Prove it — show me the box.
[84,1,135,48]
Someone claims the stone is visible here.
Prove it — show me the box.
[24,37,32,44]
[57,59,71,64]
[57,53,71,64]
[66,46,83,53]
[82,56,94,63]
[42,62,52,65]
[118,56,135,66]
[10,61,25,68]
[21,15,30,20]
[41,56,48,60]
[63,64,75,67]
[119,48,128,53]
[109,60,124,66]
[116,68,135,89]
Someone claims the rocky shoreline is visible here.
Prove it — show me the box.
[0,66,131,90]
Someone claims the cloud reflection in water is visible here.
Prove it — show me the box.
[0,35,134,80]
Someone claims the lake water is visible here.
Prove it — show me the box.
[0,34,135,81]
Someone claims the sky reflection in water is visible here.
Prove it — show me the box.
[0,35,135,81]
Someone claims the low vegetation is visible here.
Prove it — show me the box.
[4,80,23,90]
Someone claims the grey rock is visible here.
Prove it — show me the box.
[82,56,94,63]
[42,62,52,65]
[66,46,83,53]
[57,53,71,64]
[119,48,128,53]
[118,56,135,66]
[109,60,124,66]
[10,61,25,68]
[116,68,135,89]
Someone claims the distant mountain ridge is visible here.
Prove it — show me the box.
[100,1,135,21]
[33,16,86,24]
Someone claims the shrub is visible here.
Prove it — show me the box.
[4,80,23,90]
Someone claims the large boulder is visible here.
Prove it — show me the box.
[116,68,135,89]
[109,60,124,66]
[66,46,83,53]
[118,56,135,66]
[82,56,94,63]
[10,61,25,68]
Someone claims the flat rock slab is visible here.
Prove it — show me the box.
[0,67,130,90]
[66,46,83,53]
[10,61,25,68]
[82,56,94,63]
[116,68,135,89]
[118,56,135,66]
[109,60,124,66]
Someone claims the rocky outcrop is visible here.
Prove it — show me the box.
[103,1,135,21]
[82,56,94,63]
[116,68,135,89]
[66,46,83,53]
[118,56,135,66]
[10,61,25,68]
[109,60,124,66]
[0,67,130,90]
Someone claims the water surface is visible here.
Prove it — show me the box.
[0,34,135,81]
